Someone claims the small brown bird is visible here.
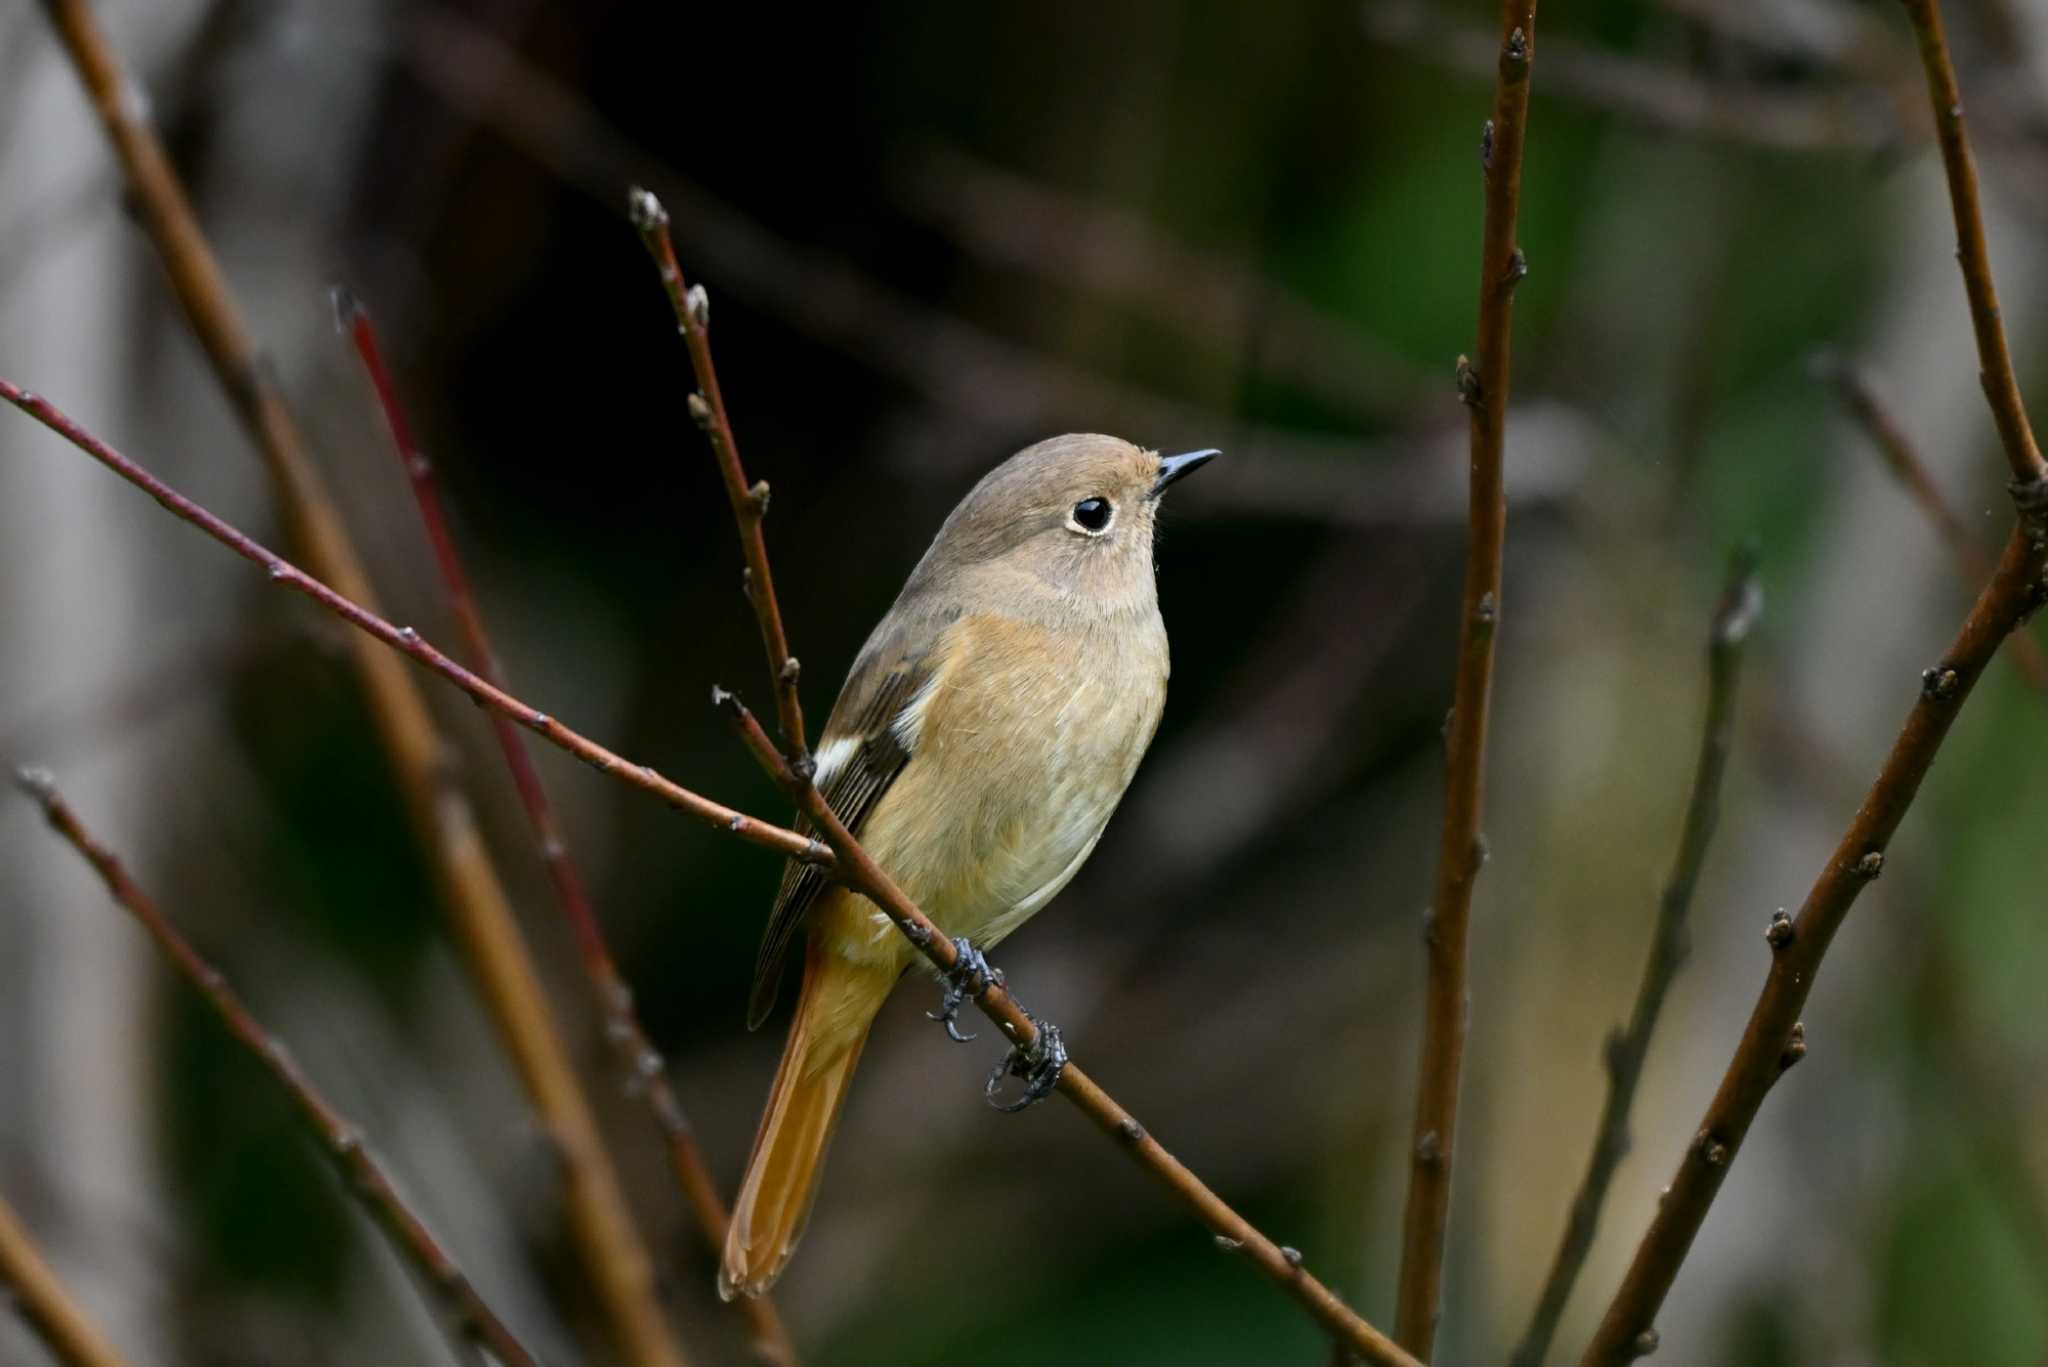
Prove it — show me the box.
[719,433,1215,1299]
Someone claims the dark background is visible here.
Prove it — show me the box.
[4,1,2047,1363]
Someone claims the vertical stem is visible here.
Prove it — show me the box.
[340,298,798,1366]
[1507,553,1760,1367]
[1394,3,1538,1357]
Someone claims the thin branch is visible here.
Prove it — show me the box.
[0,378,824,867]
[1581,2,2048,1356]
[1394,3,1538,1356]
[37,6,684,1363]
[13,770,540,1367]
[1507,550,1761,1367]
[628,193,807,763]
[0,379,1421,1367]
[337,297,799,1367]
[1816,355,2048,691]
[1900,0,2048,491]
[0,1191,125,1367]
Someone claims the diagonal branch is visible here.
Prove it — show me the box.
[1508,551,1761,1367]
[629,192,807,763]
[0,378,1421,1367]
[1581,3,2048,1359]
[14,770,541,1367]
[0,1190,125,1367]
[1395,1,1538,1356]
[36,6,683,1363]
[337,297,798,1367]
[1817,356,2048,692]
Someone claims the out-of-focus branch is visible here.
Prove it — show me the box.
[1816,355,2048,691]
[1900,0,2048,492]
[337,298,799,1367]
[0,377,1421,1367]
[628,194,807,762]
[889,142,1426,421]
[1581,3,2048,1357]
[37,6,684,1363]
[1394,3,1537,1357]
[1508,551,1761,1367]
[13,770,540,1367]
[390,7,1604,525]
[1361,0,1898,153]
[0,1192,124,1367]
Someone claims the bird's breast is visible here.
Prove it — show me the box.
[841,609,1167,961]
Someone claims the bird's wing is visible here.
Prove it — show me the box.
[746,620,944,1029]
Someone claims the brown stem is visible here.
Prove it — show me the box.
[0,1191,125,1367]
[0,377,1419,1367]
[13,770,540,1367]
[629,192,808,763]
[338,297,799,1367]
[1818,355,2048,691]
[37,5,686,1363]
[1395,2,1537,1356]
[1900,0,2048,491]
[1582,7,2048,1355]
[1507,551,1761,1367]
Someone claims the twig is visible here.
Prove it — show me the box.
[1581,2,2048,1357]
[37,6,685,1363]
[0,378,825,864]
[0,1191,125,1367]
[12,769,540,1367]
[337,297,799,1367]
[628,193,807,763]
[1507,550,1761,1367]
[0,379,1421,1367]
[1394,3,1537,1356]
[1900,0,2048,492]
[1816,354,2048,691]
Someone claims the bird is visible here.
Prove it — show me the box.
[719,433,1216,1299]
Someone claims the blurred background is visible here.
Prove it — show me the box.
[4,0,2047,1363]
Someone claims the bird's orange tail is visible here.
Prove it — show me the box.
[720,941,894,1300]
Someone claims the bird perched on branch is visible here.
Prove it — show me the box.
[720,434,1216,1299]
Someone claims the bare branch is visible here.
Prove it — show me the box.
[1899,0,2048,490]
[337,297,798,1367]
[1508,549,1760,1367]
[0,1191,125,1367]
[630,193,808,763]
[0,377,1420,1367]
[1581,4,2048,1356]
[14,770,540,1367]
[36,5,684,1361]
[1395,2,1538,1355]
[1816,353,2048,692]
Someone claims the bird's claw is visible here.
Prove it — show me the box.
[986,1016,1066,1113]
[927,937,1000,1044]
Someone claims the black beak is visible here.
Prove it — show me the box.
[1151,448,1219,496]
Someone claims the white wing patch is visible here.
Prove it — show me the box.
[811,736,860,793]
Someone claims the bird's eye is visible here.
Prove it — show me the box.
[1070,497,1114,534]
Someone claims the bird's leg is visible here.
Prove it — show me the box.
[985,1015,1067,1112]
[926,936,1001,1044]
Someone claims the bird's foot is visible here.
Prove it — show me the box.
[986,1016,1067,1113]
[926,936,1001,1043]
